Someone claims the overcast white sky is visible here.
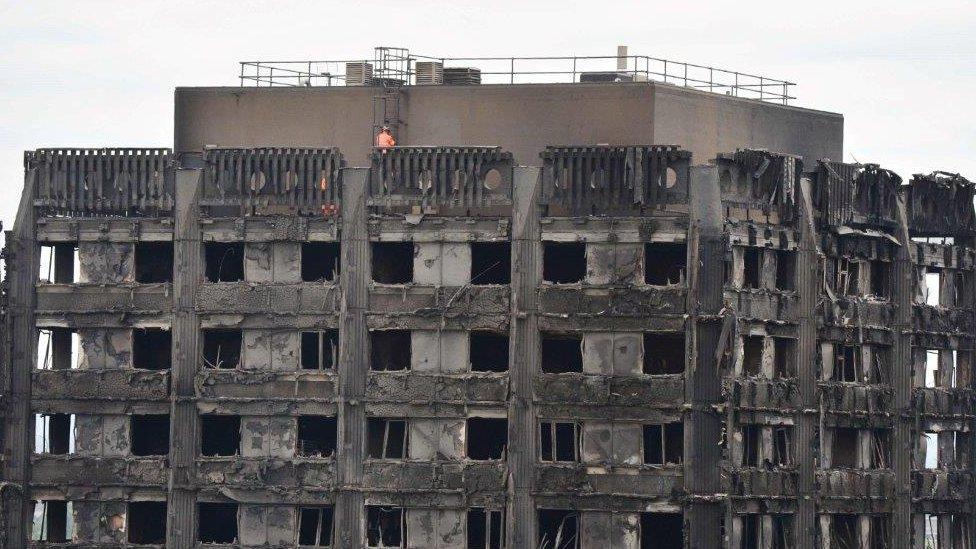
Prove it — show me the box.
[1,0,973,227]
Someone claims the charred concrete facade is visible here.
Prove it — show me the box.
[0,82,973,549]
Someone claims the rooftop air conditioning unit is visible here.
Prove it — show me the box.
[443,67,481,85]
[345,62,374,86]
[416,62,444,85]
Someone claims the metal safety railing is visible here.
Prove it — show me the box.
[239,48,796,104]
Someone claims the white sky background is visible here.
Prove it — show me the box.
[0,0,973,228]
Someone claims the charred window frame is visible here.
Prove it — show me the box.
[204,242,245,282]
[540,421,580,463]
[367,418,408,459]
[833,257,860,296]
[775,250,796,291]
[371,242,414,284]
[743,247,762,289]
[297,416,338,458]
[471,242,512,285]
[771,514,795,549]
[870,345,891,385]
[131,414,171,456]
[36,328,79,370]
[366,505,406,548]
[639,512,683,548]
[466,417,508,460]
[773,337,796,378]
[833,343,859,383]
[39,242,79,284]
[34,413,74,454]
[643,423,683,465]
[537,509,579,549]
[302,330,339,370]
[468,508,505,549]
[831,427,859,469]
[470,331,510,372]
[741,514,760,549]
[542,242,586,284]
[644,242,687,286]
[643,332,685,375]
[870,515,891,548]
[128,501,167,544]
[298,506,334,547]
[30,500,70,542]
[202,329,242,369]
[772,426,794,467]
[198,502,239,543]
[871,429,891,469]
[133,328,172,370]
[540,332,583,373]
[200,415,241,457]
[869,260,890,298]
[370,330,411,371]
[301,242,341,282]
[742,335,764,377]
[830,514,859,548]
[135,242,174,283]
[742,425,761,467]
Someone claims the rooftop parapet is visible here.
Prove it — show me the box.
[901,171,976,238]
[813,161,901,231]
[27,148,173,217]
[716,149,801,224]
[539,145,690,216]
[368,146,514,214]
[201,147,343,216]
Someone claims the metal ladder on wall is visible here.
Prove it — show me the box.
[370,47,410,144]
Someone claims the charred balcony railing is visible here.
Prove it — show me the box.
[201,147,343,216]
[28,148,174,217]
[716,149,800,224]
[901,172,976,238]
[539,145,690,215]
[813,161,901,230]
[368,146,514,213]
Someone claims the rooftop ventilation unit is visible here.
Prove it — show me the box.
[345,62,374,86]
[443,67,481,85]
[579,72,635,83]
[416,62,444,85]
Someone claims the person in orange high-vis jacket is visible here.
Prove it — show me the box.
[375,126,396,148]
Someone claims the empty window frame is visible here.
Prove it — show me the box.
[202,329,242,369]
[200,415,241,457]
[772,426,794,467]
[771,514,795,549]
[775,250,796,291]
[831,428,858,468]
[370,330,411,371]
[128,501,167,544]
[540,421,580,463]
[371,242,413,284]
[34,413,74,454]
[133,328,172,370]
[643,423,683,465]
[870,515,891,548]
[644,243,686,285]
[830,514,858,548]
[537,509,579,549]
[921,430,970,469]
[204,242,245,282]
[30,500,70,542]
[924,349,957,389]
[297,416,337,457]
[742,336,764,376]
[741,514,760,549]
[924,266,942,306]
[198,502,238,543]
[298,506,334,547]
[470,331,509,372]
[643,332,685,375]
[742,425,761,467]
[869,260,889,298]
[540,332,583,373]
[302,330,339,370]
[135,242,174,283]
[871,429,891,469]
[367,418,408,459]
[302,242,341,282]
[36,328,79,370]
[366,506,405,548]
[543,242,585,284]
[923,514,971,549]
[471,242,511,285]
[834,258,860,296]
[468,508,505,549]
[742,248,762,289]
[467,417,508,460]
[833,344,858,382]
[639,513,682,549]
[39,242,79,283]
[773,338,796,378]
[131,414,171,456]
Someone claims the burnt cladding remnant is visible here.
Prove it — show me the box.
[1,102,973,549]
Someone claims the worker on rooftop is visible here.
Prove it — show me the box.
[375,126,396,149]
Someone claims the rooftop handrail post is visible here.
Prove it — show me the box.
[663,59,668,83]
[511,58,515,84]
[572,57,576,83]
[684,63,688,87]
[734,72,739,97]
[760,76,764,101]
[783,83,788,105]
[240,63,245,87]
[709,67,714,93]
